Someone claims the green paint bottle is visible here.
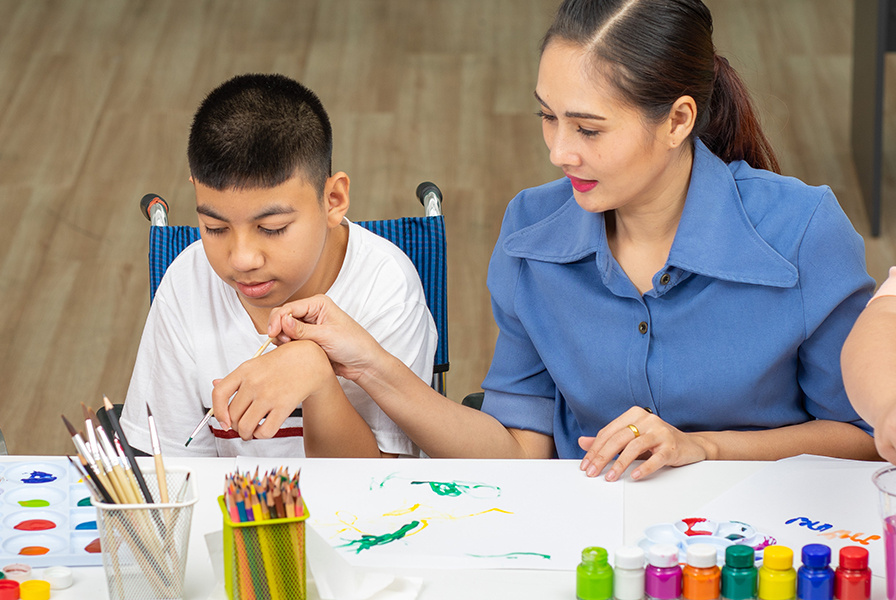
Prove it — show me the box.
[722,545,757,600]
[578,546,614,600]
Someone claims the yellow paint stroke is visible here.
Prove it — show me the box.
[325,503,513,543]
[384,504,513,521]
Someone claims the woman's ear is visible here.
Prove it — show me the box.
[666,95,697,148]
[323,172,351,227]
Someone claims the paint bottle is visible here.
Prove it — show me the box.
[615,546,646,600]
[683,544,721,600]
[758,546,797,600]
[833,547,871,600]
[578,546,614,600]
[722,545,757,600]
[646,544,683,600]
[797,544,834,600]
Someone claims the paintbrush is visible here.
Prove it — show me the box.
[61,415,115,503]
[102,395,153,504]
[114,434,145,504]
[147,406,169,503]
[97,427,139,504]
[62,415,93,465]
[66,455,111,503]
[185,337,274,447]
[82,402,104,466]
[79,404,122,501]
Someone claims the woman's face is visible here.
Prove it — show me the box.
[535,41,686,215]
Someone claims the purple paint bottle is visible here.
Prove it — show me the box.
[647,544,683,600]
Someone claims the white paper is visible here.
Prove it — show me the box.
[307,521,423,600]
[697,455,884,577]
[235,457,624,572]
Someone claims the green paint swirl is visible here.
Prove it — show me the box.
[408,479,501,498]
[339,521,421,553]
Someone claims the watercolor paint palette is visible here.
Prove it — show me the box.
[638,517,777,565]
[0,458,103,567]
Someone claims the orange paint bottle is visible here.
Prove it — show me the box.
[683,544,722,600]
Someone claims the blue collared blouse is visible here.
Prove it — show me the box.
[480,140,874,459]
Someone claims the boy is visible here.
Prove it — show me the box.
[120,73,437,457]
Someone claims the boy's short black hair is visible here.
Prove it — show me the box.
[188,73,332,194]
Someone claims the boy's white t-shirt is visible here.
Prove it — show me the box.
[120,220,436,457]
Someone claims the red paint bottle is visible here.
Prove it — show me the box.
[833,547,870,600]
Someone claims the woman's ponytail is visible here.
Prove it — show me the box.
[701,55,780,173]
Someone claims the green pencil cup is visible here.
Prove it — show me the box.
[218,495,309,600]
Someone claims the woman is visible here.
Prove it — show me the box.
[217,0,879,478]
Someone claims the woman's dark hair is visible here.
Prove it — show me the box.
[541,0,780,173]
[188,73,333,194]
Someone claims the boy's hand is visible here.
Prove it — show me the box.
[211,340,339,440]
[267,294,387,382]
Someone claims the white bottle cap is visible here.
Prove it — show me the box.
[2,563,31,582]
[43,566,73,589]
[686,543,718,568]
[616,546,646,569]
[648,543,680,567]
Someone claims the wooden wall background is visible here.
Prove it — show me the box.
[0,0,891,455]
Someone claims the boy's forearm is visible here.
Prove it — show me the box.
[842,296,896,427]
[301,375,382,457]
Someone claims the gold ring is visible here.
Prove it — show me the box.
[627,424,640,438]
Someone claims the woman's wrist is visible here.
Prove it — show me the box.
[353,343,406,392]
[688,431,719,461]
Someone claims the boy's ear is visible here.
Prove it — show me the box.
[323,172,350,227]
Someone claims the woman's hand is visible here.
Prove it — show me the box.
[267,294,387,382]
[578,407,715,481]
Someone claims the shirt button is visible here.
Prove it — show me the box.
[638,321,648,334]
[660,273,671,285]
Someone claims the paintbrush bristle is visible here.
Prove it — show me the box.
[87,407,99,427]
[61,414,77,437]
[147,405,153,418]
[81,401,90,422]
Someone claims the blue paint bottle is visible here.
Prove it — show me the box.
[797,544,834,600]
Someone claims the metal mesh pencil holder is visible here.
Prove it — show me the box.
[218,495,309,600]
[93,468,198,600]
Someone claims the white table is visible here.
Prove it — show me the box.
[4,457,886,600]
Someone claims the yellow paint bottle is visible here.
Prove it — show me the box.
[758,546,797,600]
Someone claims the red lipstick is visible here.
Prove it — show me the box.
[568,176,598,193]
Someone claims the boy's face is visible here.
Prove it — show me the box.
[193,172,349,327]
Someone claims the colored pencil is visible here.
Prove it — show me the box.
[185,337,273,447]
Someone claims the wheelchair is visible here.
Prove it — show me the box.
[99,182,454,447]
